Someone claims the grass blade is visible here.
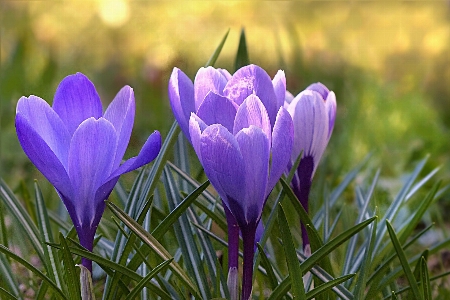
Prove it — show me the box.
[59,233,81,300]
[34,182,63,290]
[305,274,355,300]
[234,28,250,71]
[205,29,230,67]
[0,244,66,299]
[278,204,306,299]
[386,220,421,299]
[125,258,173,300]
[106,201,201,298]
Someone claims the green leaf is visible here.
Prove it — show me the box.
[106,201,201,299]
[79,265,96,300]
[278,204,306,299]
[0,179,44,261]
[49,241,172,299]
[205,29,230,67]
[297,251,354,300]
[305,274,355,300]
[34,182,63,291]
[152,180,209,239]
[386,220,421,299]
[163,168,211,299]
[256,243,278,290]
[59,233,81,300]
[420,257,432,300]
[353,214,377,299]
[0,287,18,300]
[125,258,173,300]
[0,244,66,299]
[234,28,250,71]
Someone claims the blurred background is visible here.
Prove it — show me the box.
[1,1,450,203]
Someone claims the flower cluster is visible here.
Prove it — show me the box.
[15,65,336,298]
[169,64,336,299]
[16,73,161,271]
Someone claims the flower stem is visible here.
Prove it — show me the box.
[241,227,256,300]
[224,205,239,269]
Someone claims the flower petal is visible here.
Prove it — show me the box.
[15,114,73,200]
[16,96,71,169]
[235,126,269,225]
[104,85,135,169]
[306,82,330,100]
[267,107,293,196]
[194,67,229,110]
[189,113,208,164]
[325,91,337,139]
[107,130,162,180]
[168,68,195,141]
[68,117,117,226]
[52,73,103,136]
[233,95,271,148]
[199,124,246,220]
[197,92,238,132]
[272,70,286,108]
[223,64,278,126]
[288,90,329,174]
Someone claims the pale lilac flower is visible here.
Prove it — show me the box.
[285,82,336,246]
[169,65,293,300]
[16,73,161,271]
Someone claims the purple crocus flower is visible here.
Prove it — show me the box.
[15,73,162,272]
[169,64,293,300]
[285,82,336,247]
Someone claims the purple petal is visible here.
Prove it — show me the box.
[52,73,103,136]
[194,67,229,110]
[189,113,208,164]
[68,117,117,226]
[104,86,135,170]
[235,126,269,224]
[284,91,295,107]
[107,130,161,181]
[199,125,246,215]
[223,64,278,126]
[233,95,272,148]
[272,70,286,109]
[306,82,330,100]
[287,90,329,174]
[267,107,293,197]
[197,92,238,132]
[325,91,337,139]
[218,69,232,81]
[168,68,195,141]
[16,96,71,169]
[15,114,73,200]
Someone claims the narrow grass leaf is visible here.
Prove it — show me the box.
[256,243,278,290]
[297,252,354,300]
[34,182,63,291]
[106,201,201,298]
[278,204,306,299]
[234,28,250,71]
[354,215,377,299]
[205,29,230,67]
[386,220,421,299]
[305,274,355,300]
[0,244,66,299]
[0,287,18,300]
[59,233,81,300]
[125,258,173,300]
[152,180,209,239]
[163,168,211,299]
[0,179,44,261]
[49,242,172,299]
